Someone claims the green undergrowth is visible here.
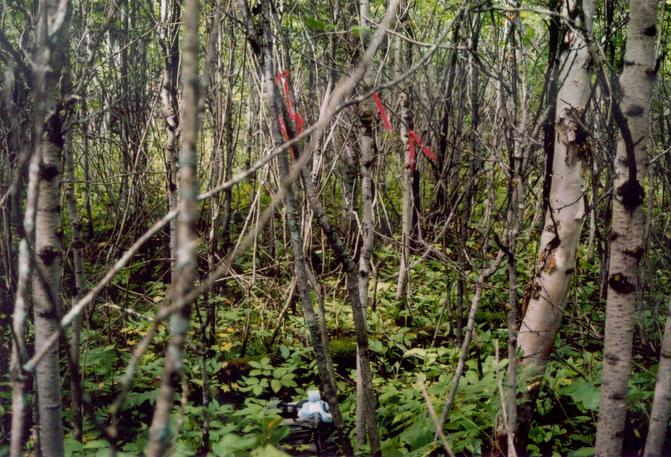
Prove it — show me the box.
[3,235,669,457]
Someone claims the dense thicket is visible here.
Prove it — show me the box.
[1,0,670,456]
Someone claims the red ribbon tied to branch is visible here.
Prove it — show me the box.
[372,93,436,173]
[275,71,303,140]
[408,130,436,173]
[372,93,392,131]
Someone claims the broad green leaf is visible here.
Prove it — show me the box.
[304,17,330,31]
[403,347,427,359]
[83,439,109,449]
[561,381,600,411]
[570,447,596,457]
[251,445,291,457]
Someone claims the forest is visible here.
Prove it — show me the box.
[1,0,670,456]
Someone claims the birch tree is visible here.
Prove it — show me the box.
[9,121,41,457]
[515,0,594,440]
[395,3,413,300]
[236,1,353,453]
[595,0,659,454]
[146,0,199,453]
[355,0,378,446]
[644,300,671,457]
[158,0,181,277]
[30,1,72,455]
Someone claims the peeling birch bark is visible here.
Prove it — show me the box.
[515,0,594,441]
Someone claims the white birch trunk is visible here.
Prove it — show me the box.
[596,0,659,454]
[30,2,72,455]
[516,0,594,398]
[10,148,41,457]
[159,0,181,277]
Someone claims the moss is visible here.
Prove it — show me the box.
[328,338,357,369]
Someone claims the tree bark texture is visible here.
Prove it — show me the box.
[596,0,659,454]
[159,0,181,278]
[515,0,594,439]
[10,147,41,457]
[267,44,354,457]
[395,3,413,301]
[30,1,72,455]
[64,140,84,442]
[147,0,199,454]
[644,299,671,457]
[354,1,378,445]
[236,1,353,453]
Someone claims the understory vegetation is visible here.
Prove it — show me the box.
[49,214,669,456]
[1,0,671,456]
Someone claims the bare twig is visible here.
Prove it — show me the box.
[419,379,455,457]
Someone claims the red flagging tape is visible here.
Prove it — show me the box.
[274,78,437,170]
[278,116,289,141]
[372,93,392,131]
[292,112,303,134]
[408,133,417,173]
[409,130,437,163]
[373,93,436,172]
[275,70,302,135]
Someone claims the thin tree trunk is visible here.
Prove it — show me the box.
[434,16,463,210]
[515,0,594,443]
[146,0,199,454]
[644,299,671,457]
[10,145,42,457]
[492,7,525,453]
[64,140,84,442]
[5,62,27,457]
[301,167,381,456]
[159,0,181,278]
[595,0,659,454]
[237,1,352,453]
[437,251,505,428]
[82,99,95,241]
[395,3,413,300]
[354,0,378,444]
[357,4,375,318]
[81,98,94,240]
[30,2,72,455]
[355,87,377,457]
[268,34,382,452]
[267,40,354,457]
[200,3,223,450]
